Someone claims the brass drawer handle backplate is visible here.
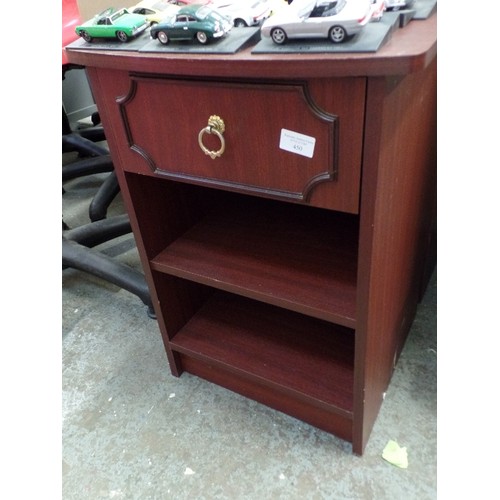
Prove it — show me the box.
[198,115,226,159]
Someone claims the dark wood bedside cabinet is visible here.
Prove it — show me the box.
[66,13,436,455]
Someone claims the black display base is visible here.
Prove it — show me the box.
[391,0,437,26]
[66,26,259,55]
[251,11,399,55]
[66,28,153,51]
[397,10,416,28]
[413,0,437,20]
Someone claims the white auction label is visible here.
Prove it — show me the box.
[279,129,316,159]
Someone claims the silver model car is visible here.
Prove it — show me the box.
[260,0,372,44]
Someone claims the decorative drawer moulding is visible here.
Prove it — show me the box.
[118,75,339,205]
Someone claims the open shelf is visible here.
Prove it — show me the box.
[151,197,359,328]
[170,291,355,416]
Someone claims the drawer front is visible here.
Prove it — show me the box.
[117,75,365,213]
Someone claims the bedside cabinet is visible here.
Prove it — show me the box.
[66,13,436,455]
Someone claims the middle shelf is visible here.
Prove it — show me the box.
[150,194,359,328]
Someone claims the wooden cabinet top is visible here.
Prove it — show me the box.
[65,12,436,79]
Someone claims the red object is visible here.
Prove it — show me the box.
[62,0,82,65]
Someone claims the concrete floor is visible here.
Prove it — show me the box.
[62,160,437,499]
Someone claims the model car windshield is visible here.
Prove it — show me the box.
[288,0,317,18]
[110,9,129,22]
[310,0,346,17]
[196,5,213,19]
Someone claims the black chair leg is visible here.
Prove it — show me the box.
[63,215,156,318]
[63,98,154,318]
[62,155,114,182]
[63,213,131,247]
[89,171,121,222]
[63,133,109,157]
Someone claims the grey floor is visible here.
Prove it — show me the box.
[62,156,437,499]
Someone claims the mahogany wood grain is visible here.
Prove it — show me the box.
[89,69,365,213]
[171,292,355,414]
[180,355,354,443]
[150,196,358,327]
[353,59,437,454]
[74,13,437,455]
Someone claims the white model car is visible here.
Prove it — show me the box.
[212,0,271,27]
[129,0,180,24]
[369,0,385,21]
[260,0,372,44]
[385,0,415,10]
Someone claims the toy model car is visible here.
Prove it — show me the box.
[369,0,385,21]
[168,0,213,6]
[75,7,149,42]
[212,0,271,27]
[260,0,372,44]
[385,0,415,10]
[150,4,232,44]
[129,0,180,24]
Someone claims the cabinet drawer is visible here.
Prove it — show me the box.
[117,76,365,213]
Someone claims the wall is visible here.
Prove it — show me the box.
[63,69,97,125]
[77,0,124,22]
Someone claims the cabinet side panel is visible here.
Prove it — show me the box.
[84,68,153,260]
[354,59,437,454]
[84,67,185,374]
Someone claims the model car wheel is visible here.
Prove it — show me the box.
[157,31,170,44]
[116,30,129,42]
[196,31,208,44]
[80,30,92,42]
[270,27,287,45]
[234,19,247,28]
[329,25,346,43]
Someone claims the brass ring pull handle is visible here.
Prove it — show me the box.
[198,115,226,159]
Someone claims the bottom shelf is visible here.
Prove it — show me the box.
[169,292,355,438]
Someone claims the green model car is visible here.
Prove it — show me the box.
[75,7,150,43]
[150,4,232,45]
